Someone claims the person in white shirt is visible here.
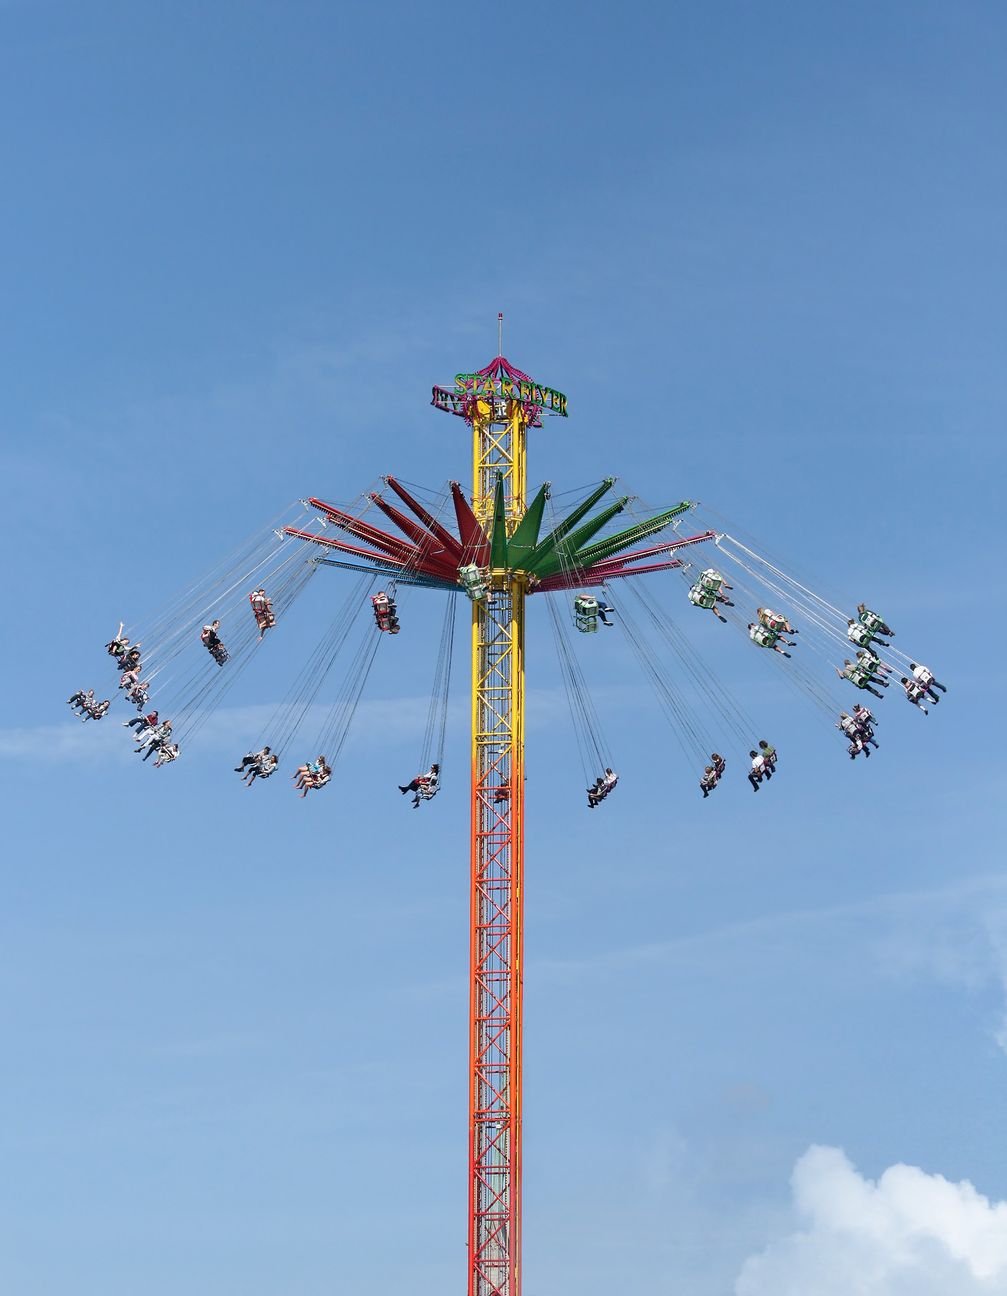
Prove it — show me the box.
[910,662,946,704]
[748,750,766,791]
[587,768,618,808]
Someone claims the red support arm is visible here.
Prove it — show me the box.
[285,525,456,581]
[384,477,465,564]
[450,482,491,565]
[368,493,459,579]
[308,498,418,562]
[283,526,408,569]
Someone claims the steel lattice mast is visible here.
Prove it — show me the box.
[467,382,529,1296]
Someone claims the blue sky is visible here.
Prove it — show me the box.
[2,3,1006,1293]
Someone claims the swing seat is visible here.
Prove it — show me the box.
[859,610,886,633]
[688,584,716,609]
[574,595,599,633]
[459,564,488,601]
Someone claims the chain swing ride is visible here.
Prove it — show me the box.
[74,318,948,1296]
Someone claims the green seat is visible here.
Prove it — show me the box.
[574,595,599,634]
[459,564,488,603]
[859,609,887,634]
[749,625,779,648]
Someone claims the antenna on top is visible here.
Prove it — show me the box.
[498,312,504,357]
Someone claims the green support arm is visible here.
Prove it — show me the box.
[507,482,550,567]
[527,497,629,578]
[490,474,509,568]
[520,478,615,574]
[573,502,692,568]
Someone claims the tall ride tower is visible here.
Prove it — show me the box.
[433,341,568,1296]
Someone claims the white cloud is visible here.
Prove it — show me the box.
[736,1145,1007,1295]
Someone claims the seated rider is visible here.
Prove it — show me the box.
[847,619,889,650]
[246,752,278,785]
[249,588,276,638]
[587,768,618,808]
[747,750,767,791]
[235,745,271,775]
[700,754,725,798]
[71,690,98,719]
[837,711,860,741]
[123,709,158,733]
[699,568,732,596]
[757,739,777,772]
[296,756,331,796]
[138,720,172,758]
[201,620,228,663]
[852,702,877,731]
[910,662,946,704]
[851,704,879,749]
[748,623,793,656]
[857,604,894,637]
[153,742,180,768]
[856,647,891,682]
[398,762,440,808]
[119,646,142,673]
[689,583,728,623]
[84,698,110,721]
[127,680,150,709]
[294,755,325,791]
[758,608,797,635]
[836,660,885,699]
[372,591,400,633]
[301,756,330,793]
[900,677,930,716]
[106,623,129,658]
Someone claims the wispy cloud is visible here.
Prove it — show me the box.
[9,682,580,765]
[874,885,1007,1056]
[528,873,1007,998]
[0,719,127,761]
